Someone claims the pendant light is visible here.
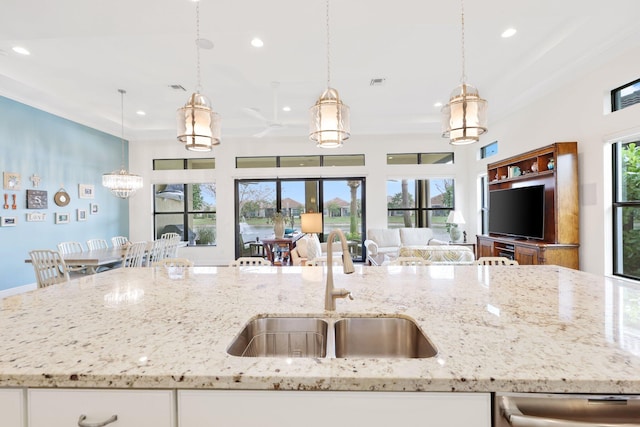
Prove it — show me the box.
[177,0,221,151]
[441,0,487,145]
[309,0,350,148]
[102,89,143,199]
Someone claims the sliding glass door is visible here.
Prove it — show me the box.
[235,178,365,261]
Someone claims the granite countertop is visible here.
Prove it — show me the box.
[1,264,640,393]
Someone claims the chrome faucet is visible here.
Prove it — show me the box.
[324,229,355,311]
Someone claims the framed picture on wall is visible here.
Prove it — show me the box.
[90,203,99,215]
[78,184,95,199]
[55,212,70,224]
[26,189,48,209]
[3,172,21,190]
[1,216,17,227]
[77,209,87,221]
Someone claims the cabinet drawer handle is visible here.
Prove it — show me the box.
[77,414,118,427]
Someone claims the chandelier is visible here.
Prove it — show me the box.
[309,0,350,148]
[102,89,143,199]
[176,0,221,151]
[441,0,487,145]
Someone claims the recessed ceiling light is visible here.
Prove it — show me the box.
[282,106,291,112]
[251,37,264,48]
[501,28,517,38]
[136,110,146,116]
[12,46,30,55]
[434,102,443,108]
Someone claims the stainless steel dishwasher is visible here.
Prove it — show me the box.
[495,392,640,426]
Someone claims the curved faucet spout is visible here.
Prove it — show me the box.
[325,229,355,311]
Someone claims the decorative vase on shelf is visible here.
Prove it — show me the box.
[547,158,554,170]
[273,218,285,239]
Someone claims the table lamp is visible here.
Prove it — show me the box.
[301,212,323,236]
[446,210,466,243]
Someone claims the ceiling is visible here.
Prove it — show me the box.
[1,0,639,142]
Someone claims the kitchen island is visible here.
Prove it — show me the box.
[1,265,639,425]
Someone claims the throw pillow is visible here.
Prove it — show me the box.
[306,234,322,260]
[295,237,308,258]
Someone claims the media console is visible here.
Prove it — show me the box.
[477,142,579,269]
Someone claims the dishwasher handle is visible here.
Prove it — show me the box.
[499,395,640,427]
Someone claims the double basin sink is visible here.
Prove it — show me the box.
[227,315,437,359]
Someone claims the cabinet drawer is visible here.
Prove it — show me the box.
[28,389,175,427]
[0,388,25,427]
[179,390,490,427]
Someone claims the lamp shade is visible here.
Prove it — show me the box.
[446,210,466,225]
[309,88,350,148]
[441,83,487,145]
[177,92,221,151]
[301,212,323,234]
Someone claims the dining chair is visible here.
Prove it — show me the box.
[389,256,430,266]
[122,241,147,268]
[29,249,70,288]
[161,234,181,258]
[153,258,194,268]
[229,257,272,267]
[476,256,519,266]
[111,236,129,248]
[86,238,109,251]
[57,241,87,273]
[147,239,167,266]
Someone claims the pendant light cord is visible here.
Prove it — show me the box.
[460,0,467,84]
[118,89,126,169]
[326,0,331,88]
[196,1,202,93]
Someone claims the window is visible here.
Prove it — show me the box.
[612,78,640,112]
[154,183,216,246]
[480,141,498,159]
[386,178,454,241]
[613,141,640,280]
[480,175,489,234]
[153,158,215,170]
[236,154,365,169]
[386,152,454,165]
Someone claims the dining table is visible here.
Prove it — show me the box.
[25,247,127,274]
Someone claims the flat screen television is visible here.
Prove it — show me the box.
[488,184,545,240]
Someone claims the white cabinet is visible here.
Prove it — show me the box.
[28,389,175,427]
[178,390,491,427]
[0,388,25,427]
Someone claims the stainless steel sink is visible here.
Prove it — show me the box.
[226,317,328,358]
[227,315,437,359]
[334,317,437,359]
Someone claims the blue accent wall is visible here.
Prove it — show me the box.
[0,96,129,290]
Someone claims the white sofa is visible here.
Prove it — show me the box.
[364,228,474,265]
[364,228,446,257]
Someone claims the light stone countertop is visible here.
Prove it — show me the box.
[1,264,640,393]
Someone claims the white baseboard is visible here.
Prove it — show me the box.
[0,283,36,299]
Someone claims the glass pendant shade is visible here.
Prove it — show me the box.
[102,168,143,199]
[309,87,350,148]
[177,92,221,152]
[441,83,487,145]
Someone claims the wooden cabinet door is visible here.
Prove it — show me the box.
[477,238,494,258]
[515,246,539,265]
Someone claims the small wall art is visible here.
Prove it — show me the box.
[1,216,17,227]
[26,189,48,209]
[77,209,87,221]
[55,212,70,224]
[3,172,21,190]
[90,203,99,215]
[78,184,95,199]
[26,212,47,222]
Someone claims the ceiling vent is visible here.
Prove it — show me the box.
[169,84,186,91]
[370,78,386,86]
